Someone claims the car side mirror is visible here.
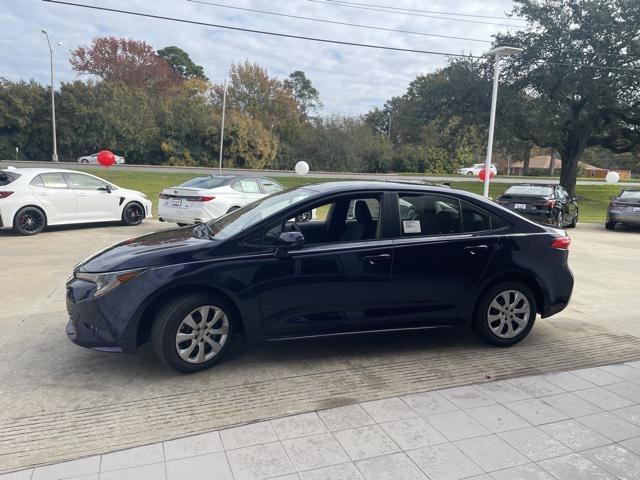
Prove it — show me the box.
[573,195,582,201]
[610,195,617,201]
[275,231,305,258]
[100,184,112,193]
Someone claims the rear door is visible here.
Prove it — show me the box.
[236,178,264,204]
[64,173,120,221]
[390,192,499,327]
[30,173,77,223]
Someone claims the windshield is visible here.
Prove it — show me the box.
[505,185,553,196]
[204,188,314,240]
[179,176,230,189]
[620,190,640,200]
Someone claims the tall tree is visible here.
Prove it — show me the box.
[285,70,322,117]
[70,37,181,91]
[157,46,208,81]
[497,0,640,195]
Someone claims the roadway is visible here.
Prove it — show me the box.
[3,160,638,186]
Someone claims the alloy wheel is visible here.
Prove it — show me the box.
[18,210,44,234]
[486,290,531,339]
[175,305,230,364]
[126,204,144,224]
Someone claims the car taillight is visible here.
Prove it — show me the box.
[0,191,13,199]
[191,196,215,202]
[536,199,556,208]
[550,236,571,250]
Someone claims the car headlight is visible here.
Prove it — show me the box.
[75,268,146,298]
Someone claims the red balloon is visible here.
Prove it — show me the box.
[97,150,116,168]
[478,168,495,181]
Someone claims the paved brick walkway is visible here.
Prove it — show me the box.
[4,362,640,480]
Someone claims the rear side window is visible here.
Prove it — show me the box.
[31,173,68,189]
[0,171,19,185]
[398,193,461,236]
[238,179,261,194]
[461,201,508,232]
[258,178,284,194]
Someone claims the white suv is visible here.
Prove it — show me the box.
[458,163,498,176]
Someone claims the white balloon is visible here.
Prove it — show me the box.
[606,171,620,184]
[295,161,310,176]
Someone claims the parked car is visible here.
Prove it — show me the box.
[77,153,125,165]
[495,184,578,228]
[606,189,640,230]
[458,163,497,176]
[66,181,573,372]
[158,175,285,226]
[0,168,152,235]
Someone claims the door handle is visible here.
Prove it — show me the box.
[362,254,391,265]
[463,245,489,256]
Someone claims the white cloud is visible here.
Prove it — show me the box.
[1,0,517,114]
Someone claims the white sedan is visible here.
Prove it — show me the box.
[77,153,125,164]
[458,163,498,176]
[158,175,285,225]
[0,167,152,235]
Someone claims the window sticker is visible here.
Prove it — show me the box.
[403,220,421,234]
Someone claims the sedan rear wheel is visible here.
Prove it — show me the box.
[472,282,536,346]
[151,293,235,373]
[13,206,46,235]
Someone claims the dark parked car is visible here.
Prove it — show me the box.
[495,184,579,228]
[66,182,574,372]
[606,189,640,230]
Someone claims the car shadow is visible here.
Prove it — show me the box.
[0,221,167,236]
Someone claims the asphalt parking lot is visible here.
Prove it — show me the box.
[1,221,640,472]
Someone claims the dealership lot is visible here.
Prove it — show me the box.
[1,221,640,472]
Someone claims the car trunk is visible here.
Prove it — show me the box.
[497,194,553,212]
[161,187,205,199]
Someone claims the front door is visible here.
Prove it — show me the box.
[391,193,498,327]
[257,193,394,337]
[64,173,120,221]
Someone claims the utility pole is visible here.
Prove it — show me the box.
[483,46,523,197]
[42,30,59,162]
[218,78,228,176]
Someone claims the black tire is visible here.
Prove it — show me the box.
[151,293,236,373]
[226,206,240,214]
[121,202,145,226]
[466,171,474,176]
[605,221,616,230]
[472,281,537,347]
[555,210,564,228]
[567,210,578,228]
[13,206,46,236]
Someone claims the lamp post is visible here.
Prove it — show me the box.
[482,46,523,197]
[218,79,228,176]
[42,29,59,162]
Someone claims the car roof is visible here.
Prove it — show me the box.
[300,180,486,201]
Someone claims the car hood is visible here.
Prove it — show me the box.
[79,226,216,272]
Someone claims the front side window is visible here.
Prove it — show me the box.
[65,173,109,190]
[398,193,461,236]
[263,194,382,246]
[34,173,68,189]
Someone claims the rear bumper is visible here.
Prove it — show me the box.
[608,211,640,225]
[513,209,555,225]
[158,204,223,224]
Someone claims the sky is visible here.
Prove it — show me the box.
[1,0,521,115]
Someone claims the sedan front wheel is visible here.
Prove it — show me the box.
[151,293,235,373]
[472,282,536,347]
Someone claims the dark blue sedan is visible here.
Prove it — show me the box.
[66,182,574,372]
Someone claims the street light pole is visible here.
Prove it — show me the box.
[218,79,228,176]
[42,29,59,162]
[482,46,523,198]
